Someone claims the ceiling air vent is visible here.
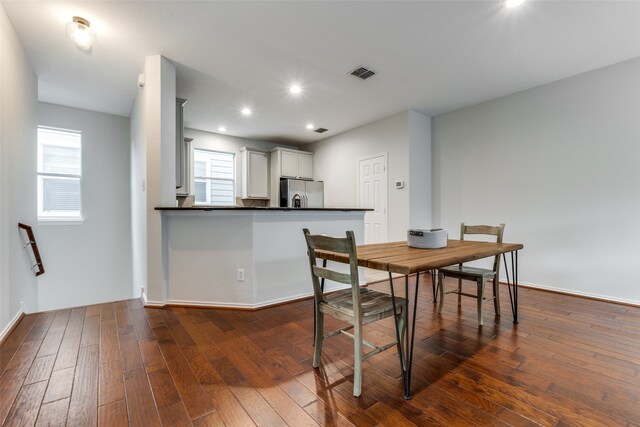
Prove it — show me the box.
[350,66,375,80]
[314,128,329,133]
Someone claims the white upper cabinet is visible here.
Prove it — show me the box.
[272,148,314,180]
[241,148,269,199]
[297,152,314,180]
[280,150,299,178]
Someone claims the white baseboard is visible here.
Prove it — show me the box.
[140,283,352,310]
[0,309,25,344]
[141,290,164,308]
[517,280,640,307]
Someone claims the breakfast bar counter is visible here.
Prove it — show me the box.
[155,206,369,212]
[149,207,367,309]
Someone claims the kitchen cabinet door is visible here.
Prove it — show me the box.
[298,152,314,179]
[281,150,299,178]
[242,149,269,199]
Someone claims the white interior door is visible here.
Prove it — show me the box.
[358,154,388,244]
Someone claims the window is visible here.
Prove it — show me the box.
[193,149,235,206]
[37,127,82,220]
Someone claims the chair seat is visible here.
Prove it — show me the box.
[321,288,406,321]
[439,265,496,280]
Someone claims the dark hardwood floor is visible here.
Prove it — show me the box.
[0,276,639,426]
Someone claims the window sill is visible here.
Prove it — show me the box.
[38,218,86,226]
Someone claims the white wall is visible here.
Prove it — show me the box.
[311,110,431,241]
[432,56,640,305]
[311,112,409,240]
[184,127,296,199]
[36,103,132,311]
[0,4,38,335]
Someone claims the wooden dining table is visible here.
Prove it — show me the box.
[315,239,524,400]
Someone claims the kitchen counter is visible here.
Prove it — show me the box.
[146,208,366,309]
[155,206,370,211]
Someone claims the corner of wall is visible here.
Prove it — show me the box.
[0,3,38,329]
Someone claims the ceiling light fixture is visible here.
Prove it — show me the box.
[306,124,314,130]
[241,107,252,116]
[218,126,227,132]
[289,84,302,95]
[505,0,526,8]
[65,16,96,52]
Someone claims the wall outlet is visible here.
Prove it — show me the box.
[237,268,245,282]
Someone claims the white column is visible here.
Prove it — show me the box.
[144,55,176,304]
[408,110,432,229]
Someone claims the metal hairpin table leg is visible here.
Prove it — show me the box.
[432,269,438,304]
[502,250,519,324]
[389,271,420,400]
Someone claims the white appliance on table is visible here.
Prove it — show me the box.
[280,179,324,208]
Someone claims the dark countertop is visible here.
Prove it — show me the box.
[155,206,371,212]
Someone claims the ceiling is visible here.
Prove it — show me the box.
[4,1,640,144]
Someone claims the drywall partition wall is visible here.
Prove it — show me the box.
[432,56,640,305]
[184,127,296,199]
[130,84,146,299]
[0,4,38,334]
[36,103,132,311]
[143,55,176,304]
[310,111,410,241]
[408,111,432,230]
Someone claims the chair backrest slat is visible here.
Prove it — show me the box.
[305,233,352,254]
[312,265,351,285]
[463,224,503,237]
[460,223,505,272]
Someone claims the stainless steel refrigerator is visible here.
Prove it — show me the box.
[280,179,324,208]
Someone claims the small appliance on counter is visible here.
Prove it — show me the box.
[280,179,324,208]
[407,228,448,249]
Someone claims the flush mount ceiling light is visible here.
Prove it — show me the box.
[505,0,526,8]
[241,107,252,116]
[306,123,314,130]
[65,16,96,52]
[218,126,227,132]
[289,84,302,95]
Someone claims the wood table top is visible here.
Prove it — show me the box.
[315,239,524,275]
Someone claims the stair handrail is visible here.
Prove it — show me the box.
[17,223,45,276]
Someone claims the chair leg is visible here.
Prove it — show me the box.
[353,320,363,397]
[493,276,501,316]
[477,278,485,326]
[313,309,323,368]
[457,278,462,306]
[437,271,445,313]
[395,309,406,371]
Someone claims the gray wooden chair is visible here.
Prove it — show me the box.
[437,223,505,326]
[303,228,407,397]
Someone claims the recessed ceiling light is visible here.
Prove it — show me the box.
[218,126,227,132]
[505,0,526,8]
[306,124,314,130]
[289,84,302,95]
[241,108,252,116]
